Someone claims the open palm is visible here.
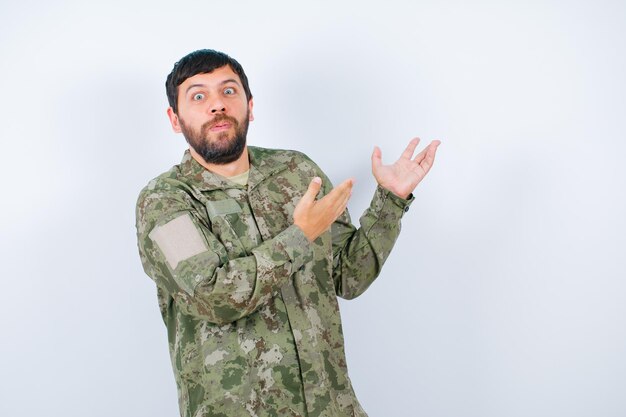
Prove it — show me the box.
[371,138,441,199]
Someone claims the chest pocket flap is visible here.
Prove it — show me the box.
[205,198,242,221]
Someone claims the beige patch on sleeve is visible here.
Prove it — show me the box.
[149,213,208,269]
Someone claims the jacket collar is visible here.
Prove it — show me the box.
[178,146,287,192]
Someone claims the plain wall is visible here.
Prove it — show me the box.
[1,1,625,416]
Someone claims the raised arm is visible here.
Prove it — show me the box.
[331,138,441,298]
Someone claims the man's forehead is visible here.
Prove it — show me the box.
[180,66,242,89]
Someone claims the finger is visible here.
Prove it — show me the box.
[327,188,351,222]
[326,178,354,200]
[299,177,322,206]
[418,141,441,174]
[411,139,439,163]
[371,146,382,171]
[336,178,354,192]
[318,178,353,213]
[339,179,354,206]
[335,187,352,218]
[411,143,429,164]
[401,137,421,160]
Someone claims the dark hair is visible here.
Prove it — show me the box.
[165,49,253,114]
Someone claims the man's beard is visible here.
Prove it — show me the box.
[179,113,249,165]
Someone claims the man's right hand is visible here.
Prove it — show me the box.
[293,177,353,242]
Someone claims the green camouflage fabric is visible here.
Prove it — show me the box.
[135,146,414,417]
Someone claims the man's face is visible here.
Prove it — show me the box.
[167,65,254,165]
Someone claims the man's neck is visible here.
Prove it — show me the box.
[189,146,250,178]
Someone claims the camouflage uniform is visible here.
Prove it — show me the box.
[136,146,413,417]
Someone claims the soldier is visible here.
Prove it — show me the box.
[136,49,440,417]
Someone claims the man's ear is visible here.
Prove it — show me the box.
[167,107,182,133]
[248,98,254,122]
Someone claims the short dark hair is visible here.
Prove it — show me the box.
[165,49,253,114]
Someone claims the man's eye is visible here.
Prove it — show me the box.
[224,87,235,95]
[193,93,205,101]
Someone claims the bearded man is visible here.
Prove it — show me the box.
[136,49,440,417]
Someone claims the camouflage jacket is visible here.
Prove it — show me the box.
[135,147,413,417]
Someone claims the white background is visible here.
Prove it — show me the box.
[1,1,625,416]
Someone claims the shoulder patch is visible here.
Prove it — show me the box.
[149,213,208,269]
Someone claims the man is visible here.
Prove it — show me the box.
[136,49,440,417]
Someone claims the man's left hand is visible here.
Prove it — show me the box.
[371,137,441,199]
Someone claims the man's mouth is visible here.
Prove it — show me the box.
[210,122,232,132]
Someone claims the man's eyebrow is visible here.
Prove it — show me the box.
[220,78,241,86]
[185,79,241,94]
[185,83,206,94]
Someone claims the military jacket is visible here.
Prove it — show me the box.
[135,147,413,417]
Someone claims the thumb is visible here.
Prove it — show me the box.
[300,176,322,206]
[371,146,382,171]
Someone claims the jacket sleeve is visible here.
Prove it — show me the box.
[136,187,313,325]
[330,184,414,299]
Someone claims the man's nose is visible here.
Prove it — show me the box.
[209,97,226,114]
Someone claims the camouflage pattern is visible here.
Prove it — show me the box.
[136,146,414,417]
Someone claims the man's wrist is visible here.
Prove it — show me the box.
[379,184,411,200]
[377,185,415,214]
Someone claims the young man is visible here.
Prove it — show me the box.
[136,49,440,417]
